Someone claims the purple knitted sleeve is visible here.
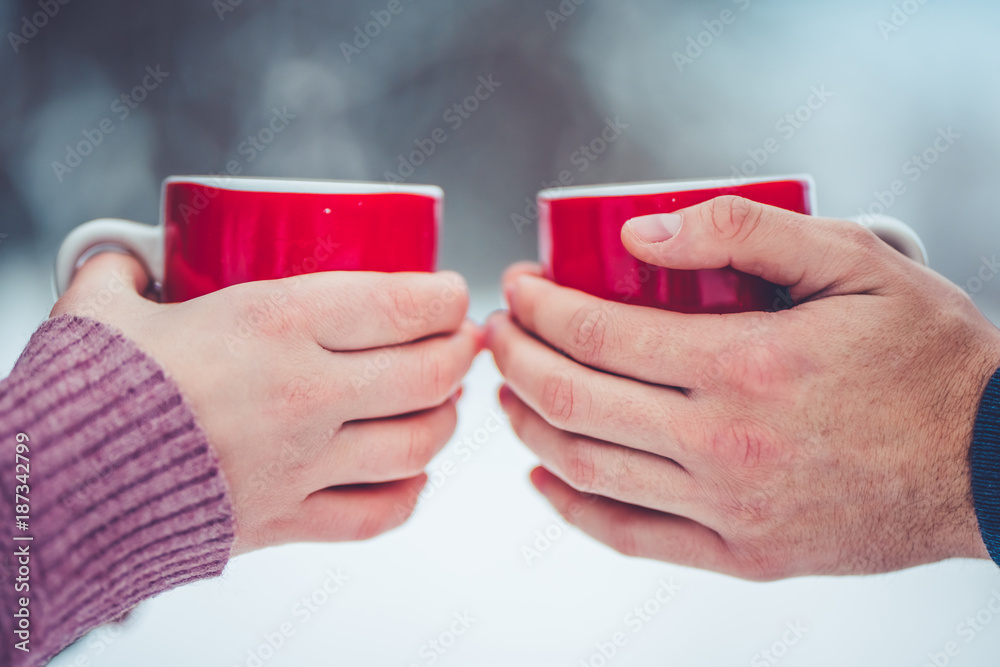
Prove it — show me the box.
[0,316,235,666]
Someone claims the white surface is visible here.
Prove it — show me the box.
[42,328,1000,667]
[3,274,999,666]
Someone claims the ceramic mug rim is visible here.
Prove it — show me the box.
[162,175,444,199]
[538,173,817,214]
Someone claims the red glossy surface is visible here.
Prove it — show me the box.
[163,182,438,302]
[540,179,812,314]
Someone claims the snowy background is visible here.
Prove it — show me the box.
[2,0,1000,665]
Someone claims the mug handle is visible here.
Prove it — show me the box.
[848,214,929,266]
[54,219,164,297]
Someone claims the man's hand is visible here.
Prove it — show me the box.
[53,253,482,556]
[488,196,1000,579]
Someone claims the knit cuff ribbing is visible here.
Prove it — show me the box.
[971,366,1000,567]
[1,316,235,667]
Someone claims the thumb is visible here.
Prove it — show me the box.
[52,251,150,318]
[620,195,890,301]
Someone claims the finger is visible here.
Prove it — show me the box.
[340,320,481,421]
[279,475,427,544]
[311,397,459,488]
[62,250,147,296]
[52,251,152,318]
[501,261,543,305]
[486,312,701,465]
[530,467,741,576]
[250,270,471,351]
[501,387,713,523]
[505,272,779,389]
[621,196,894,302]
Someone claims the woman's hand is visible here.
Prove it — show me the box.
[54,252,482,555]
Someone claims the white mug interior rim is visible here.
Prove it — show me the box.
[538,174,817,214]
[159,176,444,228]
[162,175,444,198]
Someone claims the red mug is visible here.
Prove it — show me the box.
[538,175,926,314]
[55,176,442,302]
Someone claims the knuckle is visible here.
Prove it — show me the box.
[419,346,457,400]
[237,284,302,339]
[707,195,764,242]
[402,423,439,474]
[275,374,323,420]
[710,419,775,470]
[718,486,775,533]
[844,222,896,269]
[561,444,600,494]
[567,303,613,364]
[707,326,787,395]
[539,372,586,430]
[384,284,424,337]
[278,437,316,477]
[840,221,881,252]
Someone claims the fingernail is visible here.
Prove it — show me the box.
[627,213,682,243]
